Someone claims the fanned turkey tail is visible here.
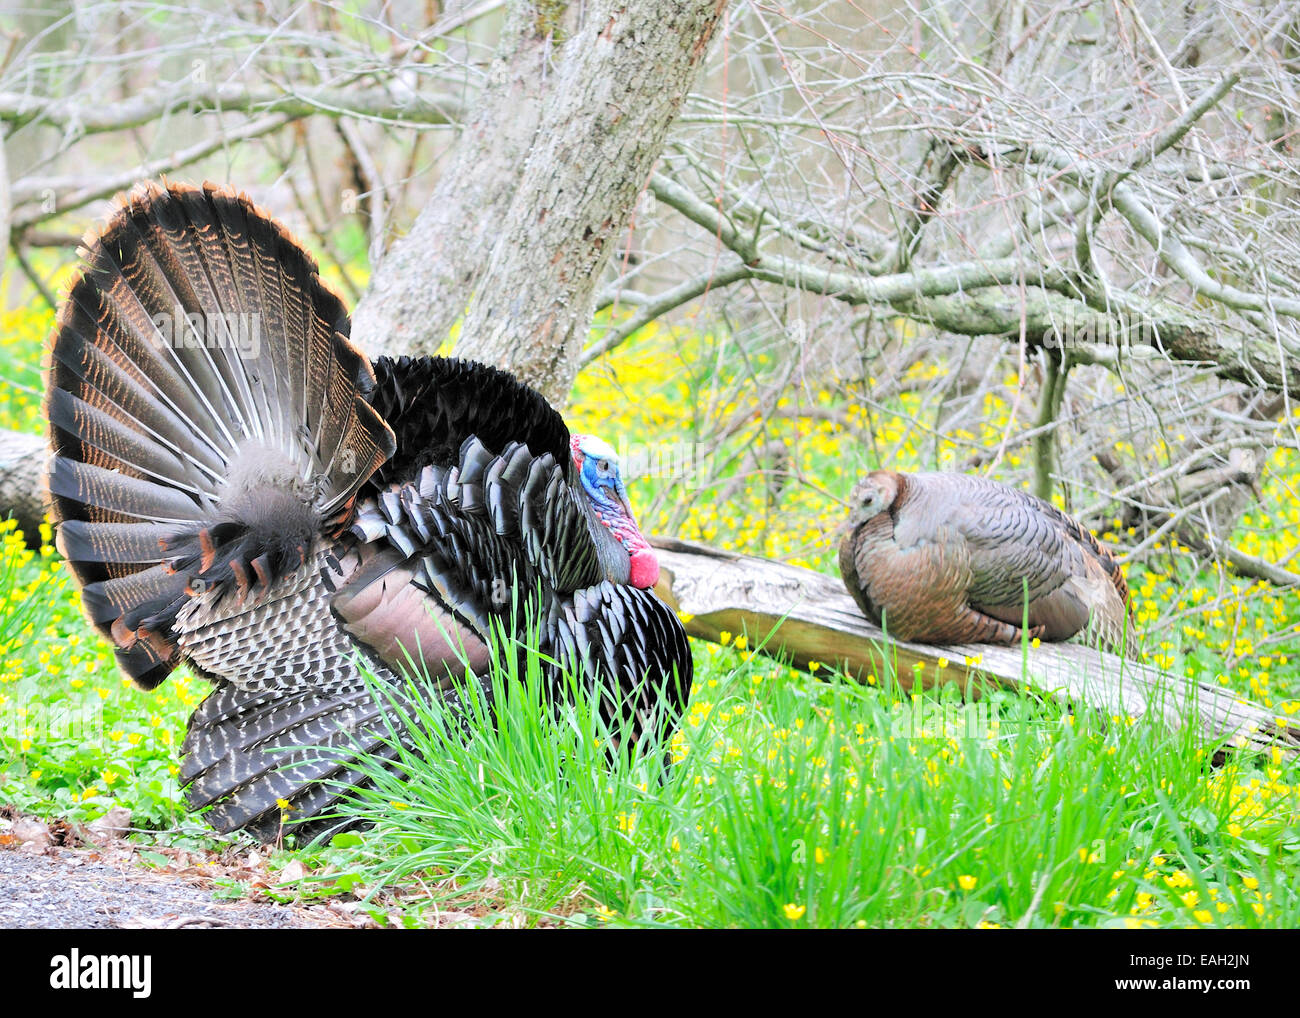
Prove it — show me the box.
[45,181,397,832]
[46,180,394,688]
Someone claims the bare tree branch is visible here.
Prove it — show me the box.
[12,112,296,230]
[0,84,464,134]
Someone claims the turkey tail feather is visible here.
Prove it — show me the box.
[46,181,395,690]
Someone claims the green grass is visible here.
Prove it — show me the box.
[0,527,208,832]
[292,633,1300,929]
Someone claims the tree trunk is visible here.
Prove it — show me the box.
[355,0,729,406]
[350,5,555,359]
[0,130,10,291]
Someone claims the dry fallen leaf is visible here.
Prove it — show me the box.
[12,818,50,848]
[87,806,133,844]
[278,859,306,884]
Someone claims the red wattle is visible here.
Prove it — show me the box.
[628,549,660,589]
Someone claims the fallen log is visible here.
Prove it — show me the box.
[650,536,1298,759]
[0,430,46,545]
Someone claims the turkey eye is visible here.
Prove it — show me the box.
[598,460,611,474]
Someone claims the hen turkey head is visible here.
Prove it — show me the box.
[845,470,902,531]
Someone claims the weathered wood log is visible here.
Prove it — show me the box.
[0,430,46,545]
[650,536,1298,758]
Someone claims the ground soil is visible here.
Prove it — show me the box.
[0,810,361,929]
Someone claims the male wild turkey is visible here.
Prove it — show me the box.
[838,470,1133,653]
[45,181,692,839]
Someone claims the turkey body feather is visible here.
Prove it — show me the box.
[839,470,1133,653]
[45,181,692,840]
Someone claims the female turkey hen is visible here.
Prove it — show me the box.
[44,181,692,840]
[838,470,1133,653]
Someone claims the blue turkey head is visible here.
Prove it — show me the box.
[570,434,659,589]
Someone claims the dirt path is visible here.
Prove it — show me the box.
[0,847,350,928]
[0,811,357,929]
